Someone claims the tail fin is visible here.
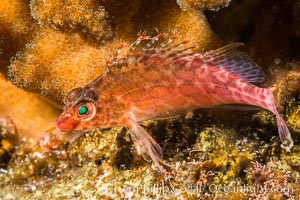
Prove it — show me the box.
[275,113,293,151]
[260,88,293,151]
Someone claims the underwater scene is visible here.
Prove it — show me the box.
[0,0,300,199]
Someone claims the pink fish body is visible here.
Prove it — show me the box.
[55,32,293,171]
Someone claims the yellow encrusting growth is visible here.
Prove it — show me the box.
[0,0,36,75]
[176,0,231,11]
[30,0,113,43]
[8,27,112,107]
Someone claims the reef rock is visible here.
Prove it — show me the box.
[0,75,60,141]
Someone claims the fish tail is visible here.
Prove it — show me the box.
[256,88,294,151]
[262,88,294,151]
[274,112,293,151]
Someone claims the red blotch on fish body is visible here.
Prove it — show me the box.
[260,94,266,100]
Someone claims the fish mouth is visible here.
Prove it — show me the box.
[55,118,76,132]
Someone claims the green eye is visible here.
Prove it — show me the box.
[78,105,88,115]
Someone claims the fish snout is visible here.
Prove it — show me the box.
[55,113,77,132]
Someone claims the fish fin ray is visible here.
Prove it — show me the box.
[127,34,195,65]
[274,112,293,151]
[261,90,293,151]
[199,43,266,83]
[108,30,195,71]
[120,112,166,172]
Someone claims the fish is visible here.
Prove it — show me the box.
[55,31,294,171]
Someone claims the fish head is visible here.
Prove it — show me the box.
[55,87,98,132]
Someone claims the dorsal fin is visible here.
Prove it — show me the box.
[197,43,266,83]
[107,31,265,84]
[107,30,195,71]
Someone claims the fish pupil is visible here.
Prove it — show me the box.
[79,105,88,115]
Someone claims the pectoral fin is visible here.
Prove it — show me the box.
[120,112,165,171]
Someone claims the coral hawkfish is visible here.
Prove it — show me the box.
[55,31,293,171]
